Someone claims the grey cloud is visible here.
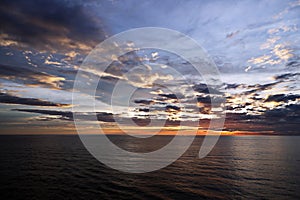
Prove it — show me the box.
[0,0,106,52]
[165,105,181,112]
[197,96,225,105]
[243,82,279,95]
[13,108,182,127]
[274,72,300,80]
[193,83,222,94]
[13,109,73,120]
[286,60,300,69]
[13,109,115,122]
[265,94,300,103]
[0,93,70,107]
[224,103,300,134]
[131,117,181,127]
[264,104,300,121]
[137,108,150,112]
[158,93,178,99]
[224,83,246,89]
[134,99,155,105]
[0,63,66,89]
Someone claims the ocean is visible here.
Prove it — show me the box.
[0,135,299,199]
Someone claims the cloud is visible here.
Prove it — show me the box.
[13,109,115,122]
[0,92,71,107]
[263,104,300,134]
[0,0,106,52]
[158,93,178,99]
[134,99,155,105]
[131,118,181,127]
[193,83,222,94]
[0,63,67,89]
[264,94,300,103]
[13,108,182,126]
[264,104,300,119]
[224,83,244,89]
[165,105,181,112]
[13,109,74,120]
[274,72,300,80]
[196,96,212,104]
[243,82,279,95]
[137,108,150,112]
[223,103,300,135]
[286,60,300,68]
[1,0,299,135]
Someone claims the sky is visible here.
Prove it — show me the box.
[0,0,299,135]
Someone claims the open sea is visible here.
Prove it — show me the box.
[0,135,299,200]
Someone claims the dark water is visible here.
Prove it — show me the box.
[0,135,299,200]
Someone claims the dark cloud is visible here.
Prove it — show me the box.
[131,117,151,126]
[137,108,150,112]
[196,95,225,105]
[13,108,183,127]
[13,109,115,122]
[263,104,300,134]
[274,72,300,80]
[158,93,178,99]
[131,117,181,127]
[134,99,155,105]
[0,63,66,89]
[0,0,106,52]
[0,92,70,107]
[225,113,262,122]
[226,105,246,111]
[285,60,300,69]
[224,103,300,135]
[264,94,300,103]
[224,81,281,96]
[193,83,222,94]
[224,83,243,89]
[0,61,113,92]
[189,95,225,114]
[264,104,300,121]
[165,105,181,112]
[13,109,73,120]
[197,96,211,104]
[96,112,115,122]
[243,82,278,95]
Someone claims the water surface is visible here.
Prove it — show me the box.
[0,135,299,199]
